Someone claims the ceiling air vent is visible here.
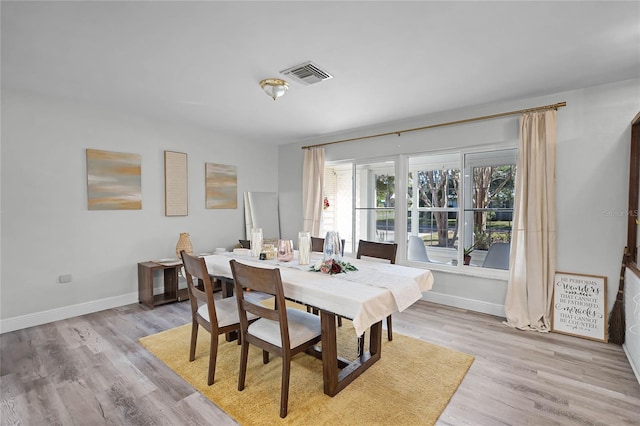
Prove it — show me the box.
[280,61,333,85]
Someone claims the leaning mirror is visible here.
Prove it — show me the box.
[244,192,281,241]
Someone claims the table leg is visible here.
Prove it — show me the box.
[320,311,339,395]
[320,311,382,397]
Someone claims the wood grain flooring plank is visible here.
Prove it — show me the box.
[175,391,239,426]
[94,381,164,426]
[126,344,200,402]
[0,373,27,426]
[105,351,158,399]
[0,330,45,380]
[21,376,74,425]
[55,378,116,426]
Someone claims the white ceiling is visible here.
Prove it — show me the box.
[2,1,639,145]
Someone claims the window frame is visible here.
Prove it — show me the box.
[323,143,516,279]
[407,152,462,262]
[461,149,516,271]
[353,158,398,249]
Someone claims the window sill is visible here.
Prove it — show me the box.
[401,259,510,280]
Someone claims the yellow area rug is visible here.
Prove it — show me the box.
[140,317,473,425]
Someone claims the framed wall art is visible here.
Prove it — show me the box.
[552,271,608,342]
[205,163,237,209]
[164,151,188,216]
[86,148,142,210]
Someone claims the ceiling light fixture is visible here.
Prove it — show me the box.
[260,78,289,100]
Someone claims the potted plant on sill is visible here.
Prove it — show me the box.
[463,245,475,265]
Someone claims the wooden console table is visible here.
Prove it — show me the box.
[137,261,189,309]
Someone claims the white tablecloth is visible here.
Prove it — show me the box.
[204,253,433,337]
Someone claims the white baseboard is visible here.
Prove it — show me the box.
[421,291,506,318]
[0,292,139,334]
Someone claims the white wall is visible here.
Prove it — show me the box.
[278,79,640,317]
[1,90,278,331]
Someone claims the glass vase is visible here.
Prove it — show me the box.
[277,239,294,262]
[250,228,263,257]
[323,231,342,262]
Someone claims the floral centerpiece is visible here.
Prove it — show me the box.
[310,259,357,275]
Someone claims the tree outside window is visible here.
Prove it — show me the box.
[409,169,460,248]
[471,165,515,249]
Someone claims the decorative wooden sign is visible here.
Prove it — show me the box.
[552,271,607,342]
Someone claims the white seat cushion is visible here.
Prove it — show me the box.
[248,308,321,349]
[197,297,257,328]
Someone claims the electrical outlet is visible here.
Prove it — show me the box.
[59,274,72,283]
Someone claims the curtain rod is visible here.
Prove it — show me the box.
[301,101,567,150]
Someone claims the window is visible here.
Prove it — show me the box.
[324,148,516,272]
[407,153,460,263]
[354,160,396,245]
[463,150,516,269]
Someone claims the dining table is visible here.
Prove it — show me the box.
[203,251,434,396]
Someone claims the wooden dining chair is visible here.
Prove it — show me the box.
[356,240,398,342]
[230,260,322,418]
[180,251,257,386]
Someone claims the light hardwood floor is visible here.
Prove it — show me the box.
[1,299,639,425]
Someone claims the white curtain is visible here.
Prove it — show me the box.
[504,110,557,331]
[302,148,325,236]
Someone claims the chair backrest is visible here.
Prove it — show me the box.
[229,260,291,349]
[407,235,431,262]
[180,251,219,326]
[356,240,397,264]
[481,242,511,270]
[310,236,346,256]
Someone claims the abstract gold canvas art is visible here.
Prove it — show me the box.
[205,163,237,209]
[86,149,142,210]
